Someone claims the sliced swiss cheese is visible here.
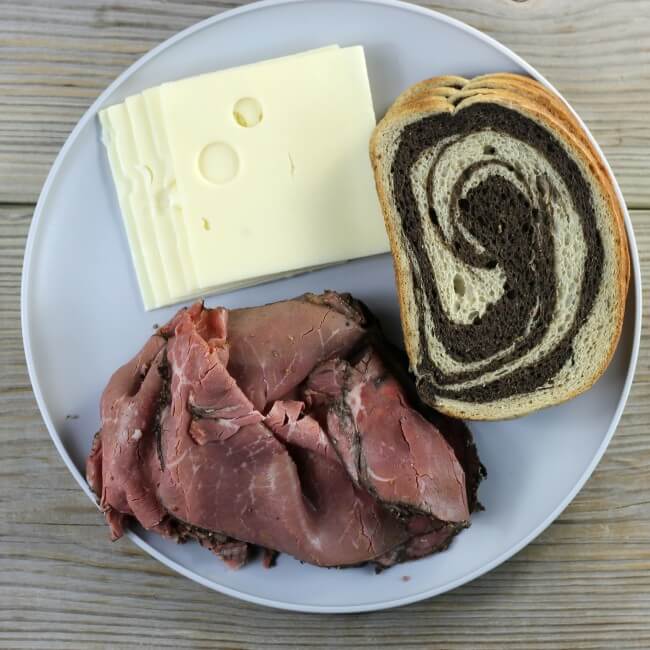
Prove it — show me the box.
[99,45,388,310]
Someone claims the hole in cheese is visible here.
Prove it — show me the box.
[138,164,154,185]
[156,181,178,211]
[233,97,263,128]
[198,142,239,184]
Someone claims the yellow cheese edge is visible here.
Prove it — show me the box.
[99,108,160,309]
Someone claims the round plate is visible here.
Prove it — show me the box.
[22,0,641,613]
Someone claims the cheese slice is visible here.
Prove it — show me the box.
[99,45,388,310]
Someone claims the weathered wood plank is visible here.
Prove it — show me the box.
[1,203,649,648]
[1,0,649,206]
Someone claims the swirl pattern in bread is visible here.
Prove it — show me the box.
[370,74,629,419]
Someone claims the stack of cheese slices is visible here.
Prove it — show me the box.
[100,45,388,310]
[371,73,629,419]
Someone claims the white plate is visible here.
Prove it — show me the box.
[22,0,641,613]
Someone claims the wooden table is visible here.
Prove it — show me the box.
[1,1,648,648]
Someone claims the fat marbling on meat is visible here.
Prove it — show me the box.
[86,292,485,568]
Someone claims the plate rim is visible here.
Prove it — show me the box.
[21,0,643,613]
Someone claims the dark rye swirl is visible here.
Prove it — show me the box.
[370,74,629,419]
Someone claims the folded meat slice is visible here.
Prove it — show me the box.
[226,291,367,410]
[304,349,470,524]
[86,335,167,540]
[87,293,484,569]
[267,399,469,569]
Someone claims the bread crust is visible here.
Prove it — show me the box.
[370,74,629,420]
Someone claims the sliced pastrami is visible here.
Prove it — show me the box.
[87,294,484,569]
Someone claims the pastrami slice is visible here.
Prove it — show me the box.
[304,348,470,524]
[226,291,368,410]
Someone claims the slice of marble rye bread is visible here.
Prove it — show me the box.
[370,73,630,420]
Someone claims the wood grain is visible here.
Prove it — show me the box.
[1,203,649,649]
[1,0,650,207]
[1,1,650,648]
